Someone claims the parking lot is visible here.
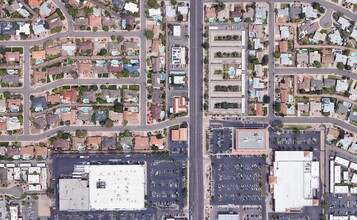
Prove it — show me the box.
[210,127,233,154]
[269,130,321,156]
[326,193,357,216]
[51,154,187,219]
[148,160,186,209]
[211,155,266,206]
[210,206,262,220]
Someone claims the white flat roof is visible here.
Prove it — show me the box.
[272,151,319,212]
[59,179,89,211]
[88,165,145,210]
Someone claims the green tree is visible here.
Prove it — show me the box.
[3,91,10,99]
[145,30,154,40]
[103,26,109,32]
[104,119,113,128]
[337,62,344,70]
[177,13,184,22]
[274,51,281,59]
[99,48,107,56]
[147,0,159,8]
[170,0,177,5]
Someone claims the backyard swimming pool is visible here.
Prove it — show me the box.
[111,51,120,56]
[229,67,235,77]
[93,8,101,16]
[7,70,16,75]
[81,107,90,113]
[107,98,116,103]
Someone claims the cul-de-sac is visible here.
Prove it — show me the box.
[0,0,356,219]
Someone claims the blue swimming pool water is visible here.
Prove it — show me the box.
[161,72,165,80]
[93,8,101,16]
[219,18,225,22]
[309,38,318,44]
[111,60,120,65]
[133,97,139,103]
[111,51,120,56]
[83,99,89,104]
[78,146,85,152]
[131,107,138,112]
[288,106,294,114]
[20,9,29,16]
[41,155,47,159]
[249,79,253,86]
[234,18,241,23]
[11,107,19,113]
[130,59,139,64]
[81,107,90,113]
[10,117,19,122]
[300,49,308,54]
[327,137,333,143]
[343,102,351,108]
[55,109,61,115]
[289,95,294,103]
[322,98,330,103]
[209,18,217,22]
[37,20,44,25]
[298,33,305,39]
[61,107,70,112]
[161,46,165,55]
[107,98,116,103]
[338,39,343,46]
[128,51,135,55]
[249,32,255,38]
[35,107,43,112]
[229,67,235,76]
[256,19,264,24]
[123,144,131,151]
[13,155,20,160]
[97,60,106,65]
[68,51,73,56]
[154,15,162,21]
[352,52,357,57]
[23,155,31,160]
[122,19,127,29]
[7,70,15,74]
[160,111,165,119]
[250,91,255,98]
[36,59,44,64]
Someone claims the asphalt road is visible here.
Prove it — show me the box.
[188,0,204,219]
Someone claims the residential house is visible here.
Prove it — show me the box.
[62,90,77,103]
[296,53,308,67]
[33,71,46,83]
[298,76,311,92]
[102,136,116,150]
[134,136,149,150]
[31,97,47,109]
[205,7,216,19]
[89,15,102,29]
[79,41,93,53]
[95,110,107,123]
[335,80,349,92]
[20,146,34,160]
[47,94,60,105]
[53,139,70,151]
[5,52,20,63]
[47,17,63,30]
[86,136,102,149]
[61,110,77,124]
[309,51,321,65]
[310,78,323,91]
[47,67,62,75]
[46,113,60,126]
[34,146,47,159]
